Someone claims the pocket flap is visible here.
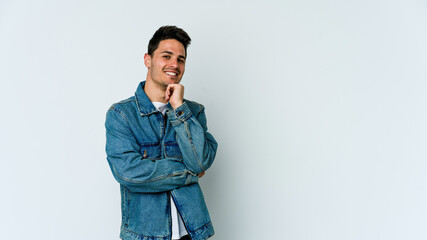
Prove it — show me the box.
[164,142,183,158]
[139,143,161,159]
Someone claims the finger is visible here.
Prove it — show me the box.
[165,86,171,101]
[167,85,176,94]
[166,84,172,92]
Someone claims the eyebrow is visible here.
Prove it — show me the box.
[160,51,186,60]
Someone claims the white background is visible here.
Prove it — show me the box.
[1,0,427,239]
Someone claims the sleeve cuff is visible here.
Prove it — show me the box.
[166,102,193,126]
[185,172,199,185]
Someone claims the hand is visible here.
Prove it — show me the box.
[165,84,184,109]
[198,172,205,178]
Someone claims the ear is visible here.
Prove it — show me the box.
[144,53,151,68]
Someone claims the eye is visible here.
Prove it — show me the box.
[163,55,170,59]
[178,58,185,63]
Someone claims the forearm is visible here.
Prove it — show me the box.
[107,154,199,193]
[167,102,218,174]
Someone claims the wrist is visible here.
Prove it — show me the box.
[171,101,183,109]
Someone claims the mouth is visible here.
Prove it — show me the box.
[164,71,179,77]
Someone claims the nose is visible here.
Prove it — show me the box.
[168,58,178,68]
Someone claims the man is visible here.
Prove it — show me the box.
[105,26,218,240]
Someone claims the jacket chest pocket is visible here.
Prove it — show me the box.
[164,142,183,159]
[139,143,161,161]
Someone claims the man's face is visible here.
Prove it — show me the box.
[144,39,186,89]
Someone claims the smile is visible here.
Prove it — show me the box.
[165,71,178,76]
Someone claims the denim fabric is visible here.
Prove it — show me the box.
[105,81,218,240]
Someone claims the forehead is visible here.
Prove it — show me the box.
[155,39,186,56]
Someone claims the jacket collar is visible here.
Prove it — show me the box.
[135,81,173,116]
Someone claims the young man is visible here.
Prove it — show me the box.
[105,26,218,240]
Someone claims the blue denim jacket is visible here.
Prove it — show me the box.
[105,81,218,240]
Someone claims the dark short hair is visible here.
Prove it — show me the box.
[147,26,191,56]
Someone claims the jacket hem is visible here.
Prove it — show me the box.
[188,221,215,240]
[119,221,214,240]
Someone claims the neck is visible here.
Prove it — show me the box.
[144,78,167,103]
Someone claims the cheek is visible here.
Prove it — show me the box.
[154,63,164,72]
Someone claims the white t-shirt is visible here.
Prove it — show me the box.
[152,102,188,239]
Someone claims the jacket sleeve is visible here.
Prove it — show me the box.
[105,107,199,193]
[166,102,218,174]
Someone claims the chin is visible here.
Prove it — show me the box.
[168,78,181,84]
